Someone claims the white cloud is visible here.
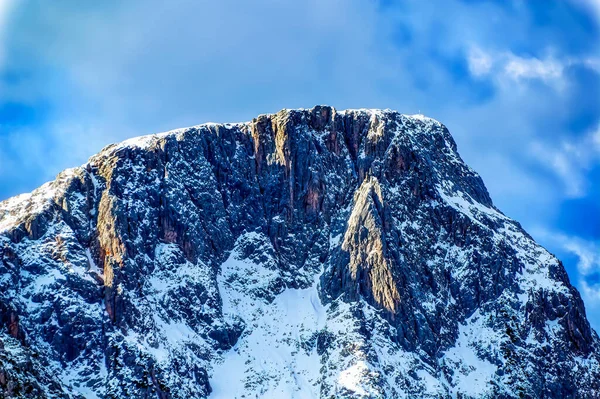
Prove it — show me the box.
[467,49,569,88]
[574,0,600,22]
[4,0,401,132]
[531,141,585,197]
[504,54,564,82]
[467,47,493,77]
[582,57,600,73]
[563,239,600,275]
[530,127,600,198]
[465,47,600,93]
[593,125,600,150]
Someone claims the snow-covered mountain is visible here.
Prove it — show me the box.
[0,106,598,398]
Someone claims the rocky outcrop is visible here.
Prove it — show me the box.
[0,106,599,398]
[327,176,400,313]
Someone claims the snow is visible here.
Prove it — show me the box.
[211,229,457,398]
[407,113,442,125]
[337,361,378,397]
[436,185,507,227]
[125,242,217,366]
[211,283,326,398]
[211,232,326,399]
[60,360,106,399]
[329,232,342,247]
[0,166,87,233]
[442,310,499,398]
[500,223,570,296]
[435,179,570,300]
[113,121,243,151]
[217,233,282,324]
[0,183,56,233]
[86,248,103,276]
[117,131,175,149]
[545,318,562,338]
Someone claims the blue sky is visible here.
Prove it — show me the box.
[0,0,599,329]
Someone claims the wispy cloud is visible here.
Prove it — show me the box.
[464,42,599,200]
[530,126,600,197]
[504,54,564,83]
[467,47,493,77]
[466,46,598,90]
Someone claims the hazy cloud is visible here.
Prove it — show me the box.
[530,126,600,197]
[467,47,493,77]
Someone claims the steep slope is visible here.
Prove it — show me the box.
[0,106,598,398]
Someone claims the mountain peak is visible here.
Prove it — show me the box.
[0,107,598,398]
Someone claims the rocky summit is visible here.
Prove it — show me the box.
[0,106,598,399]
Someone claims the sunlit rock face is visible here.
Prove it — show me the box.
[0,106,598,398]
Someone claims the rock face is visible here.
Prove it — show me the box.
[0,106,599,398]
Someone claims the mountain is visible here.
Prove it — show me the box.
[0,106,598,398]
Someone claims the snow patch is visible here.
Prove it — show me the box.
[442,311,499,398]
[211,233,326,398]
